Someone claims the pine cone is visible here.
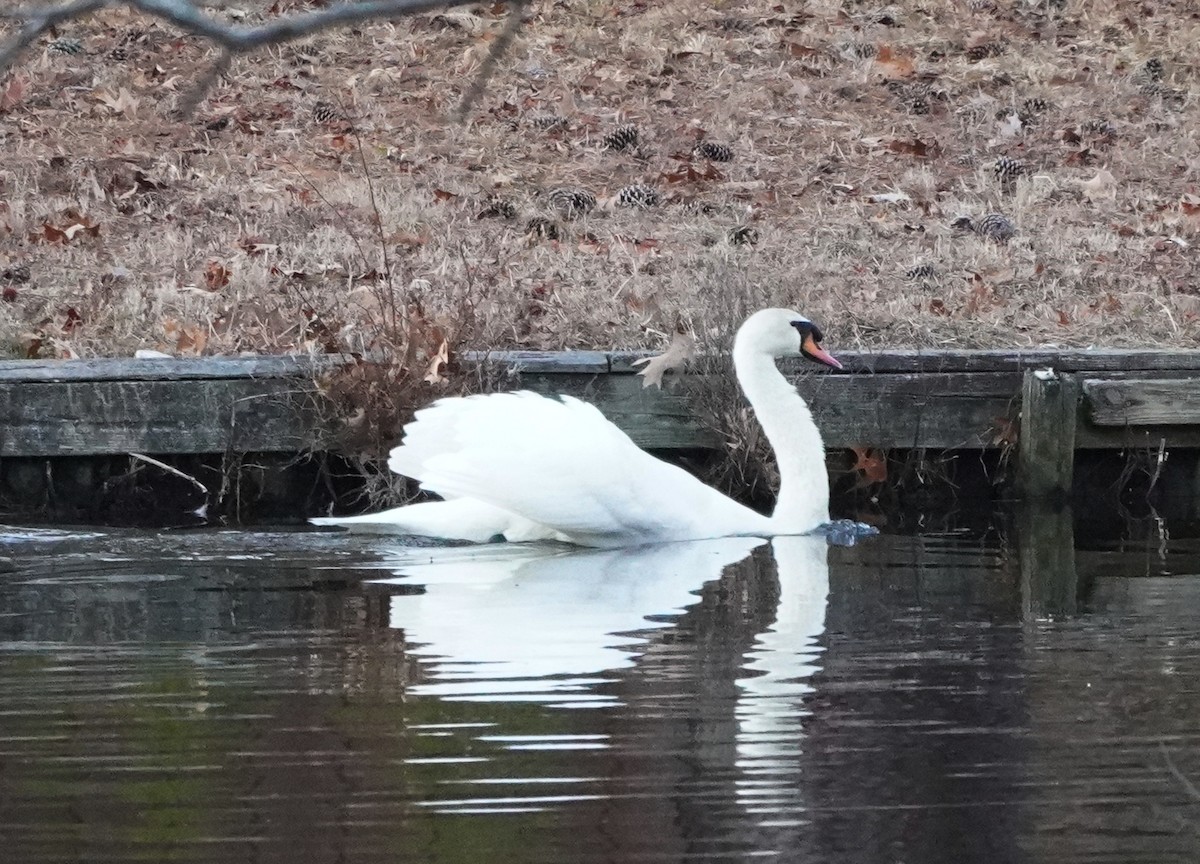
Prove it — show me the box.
[312,101,341,123]
[728,225,759,246]
[528,113,568,131]
[993,156,1026,190]
[842,41,878,60]
[603,123,641,152]
[1,263,31,283]
[1022,96,1050,116]
[547,187,596,219]
[904,263,937,281]
[1140,58,1165,82]
[966,42,1003,62]
[477,196,517,220]
[49,38,84,56]
[1081,117,1116,136]
[525,216,560,240]
[692,141,733,162]
[955,212,1012,242]
[616,184,660,208]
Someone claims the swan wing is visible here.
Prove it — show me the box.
[389,391,767,545]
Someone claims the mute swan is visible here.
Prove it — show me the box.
[311,308,842,547]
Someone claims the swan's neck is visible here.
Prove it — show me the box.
[733,342,829,532]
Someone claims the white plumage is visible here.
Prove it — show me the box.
[312,308,842,547]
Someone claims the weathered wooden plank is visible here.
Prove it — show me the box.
[514,373,719,450]
[610,349,1200,375]
[0,355,339,384]
[461,350,611,374]
[1083,378,1200,426]
[0,379,321,456]
[516,370,1021,450]
[1018,370,1078,500]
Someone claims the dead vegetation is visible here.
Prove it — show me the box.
[0,1,1198,381]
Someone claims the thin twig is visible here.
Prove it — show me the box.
[129,452,209,494]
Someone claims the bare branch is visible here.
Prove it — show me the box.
[1,0,486,76]
[128,0,475,53]
[0,0,110,71]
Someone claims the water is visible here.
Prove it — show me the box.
[2,522,1200,863]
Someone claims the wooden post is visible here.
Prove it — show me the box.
[1017,503,1077,620]
[1018,369,1079,502]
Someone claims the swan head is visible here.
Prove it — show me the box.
[736,308,842,369]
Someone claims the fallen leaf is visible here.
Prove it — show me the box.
[874,44,915,79]
[990,417,1018,447]
[1181,193,1200,217]
[887,138,935,158]
[0,76,27,112]
[19,332,43,358]
[204,260,231,291]
[94,87,140,117]
[433,188,458,201]
[32,222,68,244]
[631,329,696,389]
[851,447,888,484]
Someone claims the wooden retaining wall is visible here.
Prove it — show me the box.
[1,348,1199,518]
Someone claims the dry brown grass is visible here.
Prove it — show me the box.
[1,0,1198,366]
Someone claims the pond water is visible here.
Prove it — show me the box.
[2,520,1200,863]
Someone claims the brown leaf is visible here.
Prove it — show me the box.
[1181,193,1200,217]
[929,298,950,316]
[874,44,915,79]
[0,76,27,112]
[433,188,458,201]
[631,330,696,389]
[32,222,68,244]
[62,307,83,333]
[19,332,43,358]
[887,138,936,158]
[204,260,231,291]
[990,417,1018,447]
[851,447,888,484]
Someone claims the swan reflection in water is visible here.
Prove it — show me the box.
[374,534,829,765]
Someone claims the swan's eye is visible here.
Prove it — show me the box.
[791,320,822,342]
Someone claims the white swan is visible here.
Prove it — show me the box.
[311,308,842,547]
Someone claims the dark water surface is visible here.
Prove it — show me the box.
[2,522,1200,863]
